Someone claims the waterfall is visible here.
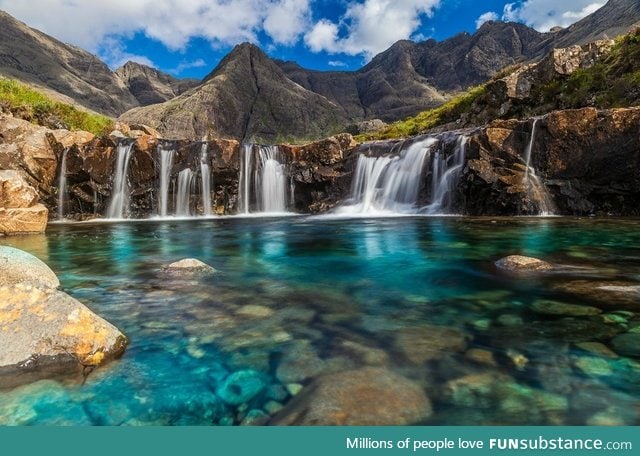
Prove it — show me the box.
[337,137,436,214]
[106,140,135,219]
[425,135,467,214]
[238,144,289,214]
[257,146,287,213]
[57,148,69,220]
[200,142,212,216]
[175,169,194,216]
[239,144,253,214]
[158,144,175,217]
[522,118,555,215]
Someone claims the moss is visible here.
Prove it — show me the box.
[0,78,113,135]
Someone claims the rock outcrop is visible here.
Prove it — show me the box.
[115,61,199,106]
[0,246,127,388]
[0,170,48,234]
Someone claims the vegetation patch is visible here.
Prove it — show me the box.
[0,78,113,135]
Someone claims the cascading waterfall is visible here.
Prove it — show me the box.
[158,144,176,217]
[200,142,213,216]
[57,148,69,220]
[257,146,288,213]
[106,140,135,219]
[337,137,437,214]
[238,144,290,214]
[425,135,467,215]
[175,169,194,216]
[522,118,555,215]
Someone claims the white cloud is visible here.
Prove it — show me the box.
[99,37,156,69]
[0,0,312,55]
[167,59,207,75]
[476,11,499,30]
[328,60,347,67]
[304,0,441,60]
[502,0,605,32]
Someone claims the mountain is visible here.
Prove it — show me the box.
[0,10,138,116]
[115,61,199,106]
[551,0,640,49]
[119,43,348,142]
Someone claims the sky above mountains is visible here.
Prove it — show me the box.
[0,0,605,78]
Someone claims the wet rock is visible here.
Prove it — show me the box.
[241,409,269,426]
[0,283,128,388]
[216,370,266,405]
[393,325,468,365]
[276,341,326,383]
[574,342,619,359]
[495,255,553,272]
[271,367,432,425]
[465,348,498,367]
[162,258,217,276]
[286,383,303,396]
[236,305,274,318]
[610,333,640,358]
[586,409,629,426]
[555,281,640,311]
[337,339,390,366]
[497,314,524,327]
[0,246,59,289]
[0,171,48,235]
[574,356,612,377]
[531,299,602,317]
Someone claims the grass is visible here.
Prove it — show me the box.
[357,84,488,141]
[0,77,113,135]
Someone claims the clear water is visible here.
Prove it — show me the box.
[1,217,639,425]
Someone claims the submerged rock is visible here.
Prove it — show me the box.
[555,281,640,311]
[271,367,432,425]
[495,255,553,272]
[162,258,217,276]
[610,333,640,358]
[0,246,59,289]
[216,370,266,405]
[393,325,468,365]
[531,299,602,317]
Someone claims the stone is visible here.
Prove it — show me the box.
[531,299,602,316]
[610,333,640,358]
[465,348,498,367]
[0,170,39,208]
[393,325,468,365]
[0,205,48,235]
[162,258,217,276]
[555,281,640,311]
[0,283,128,388]
[216,370,266,405]
[240,409,269,426]
[271,367,432,425]
[495,255,553,272]
[276,341,326,383]
[236,305,274,318]
[0,246,59,289]
[574,356,612,377]
[574,342,619,359]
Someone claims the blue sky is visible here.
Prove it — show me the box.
[0,0,605,79]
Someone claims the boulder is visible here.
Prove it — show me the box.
[0,246,59,288]
[271,367,432,425]
[0,170,48,234]
[555,281,640,311]
[0,283,127,388]
[162,258,217,276]
[495,255,553,272]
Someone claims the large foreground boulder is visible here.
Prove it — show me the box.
[0,247,127,388]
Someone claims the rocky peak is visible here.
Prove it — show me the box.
[115,61,199,106]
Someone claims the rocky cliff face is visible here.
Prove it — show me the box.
[119,44,349,142]
[115,61,199,106]
[0,11,139,116]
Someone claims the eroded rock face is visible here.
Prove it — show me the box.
[0,170,48,234]
[271,367,432,425]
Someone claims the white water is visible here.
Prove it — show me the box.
[239,144,290,214]
[106,141,134,219]
[425,135,467,214]
[337,137,437,214]
[158,145,175,217]
[522,118,555,215]
[57,148,69,220]
[200,142,212,216]
[175,169,194,216]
